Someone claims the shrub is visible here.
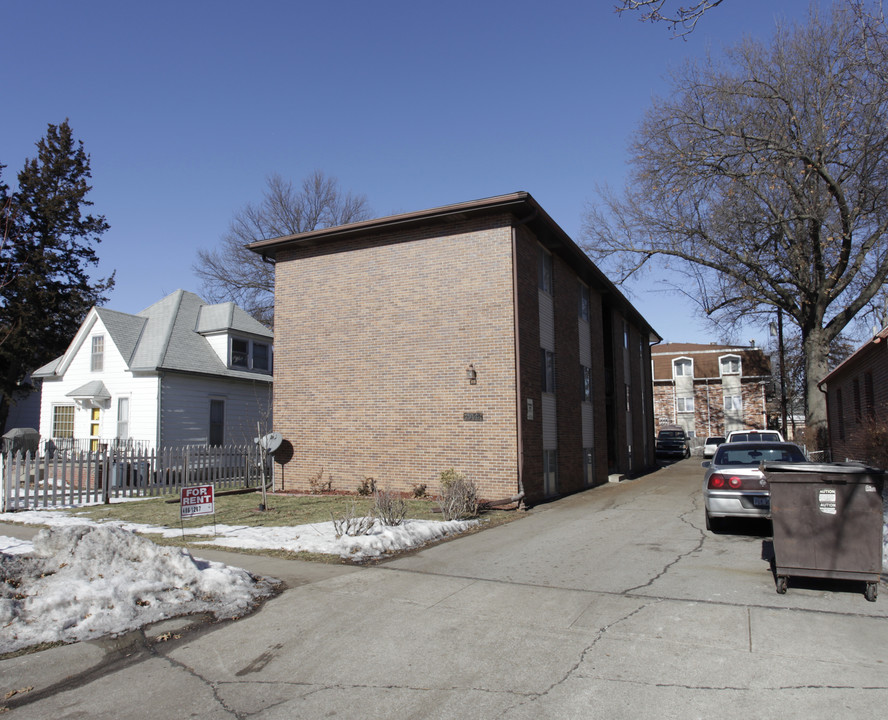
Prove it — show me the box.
[308,467,333,494]
[356,477,376,496]
[374,487,407,526]
[438,468,479,520]
[411,483,427,499]
[330,500,376,538]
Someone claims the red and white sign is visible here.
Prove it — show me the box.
[180,485,215,519]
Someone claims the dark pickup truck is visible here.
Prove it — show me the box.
[656,427,690,459]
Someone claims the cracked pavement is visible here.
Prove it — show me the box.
[3,459,887,718]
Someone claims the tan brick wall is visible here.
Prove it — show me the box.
[272,216,520,500]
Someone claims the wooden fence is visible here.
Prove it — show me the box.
[0,444,270,511]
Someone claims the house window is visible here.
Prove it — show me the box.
[117,397,130,441]
[543,449,558,495]
[91,335,104,372]
[676,396,694,413]
[623,320,630,349]
[625,384,631,413]
[725,395,742,412]
[209,399,225,446]
[538,247,554,295]
[52,405,75,439]
[581,365,592,403]
[673,358,692,378]
[230,338,272,372]
[578,283,590,322]
[541,349,556,393]
[720,355,741,376]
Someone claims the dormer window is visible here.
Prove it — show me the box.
[720,355,741,376]
[673,358,693,378]
[230,337,272,372]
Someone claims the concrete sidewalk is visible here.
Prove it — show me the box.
[2,461,887,718]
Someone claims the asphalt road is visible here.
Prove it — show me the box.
[3,459,888,719]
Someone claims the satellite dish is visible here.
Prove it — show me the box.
[257,431,283,454]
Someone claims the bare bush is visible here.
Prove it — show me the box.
[438,468,479,520]
[308,467,333,494]
[374,487,407,527]
[412,483,427,498]
[330,501,376,538]
[356,477,376,496]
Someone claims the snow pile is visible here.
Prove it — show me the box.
[0,525,275,655]
[0,509,477,560]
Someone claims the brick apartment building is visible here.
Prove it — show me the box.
[652,343,772,439]
[820,326,888,463]
[249,192,660,503]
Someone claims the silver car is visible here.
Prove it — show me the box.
[702,441,808,531]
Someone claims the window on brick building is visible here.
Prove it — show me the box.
[543,449,558,495]
[578,283,590,322]
[853,378,862,421]
[541,349,556,393]
[836,388,845,440]
[673,358,692,378]
[581,365,592,402]
[676,396,694,413]
[538,248,553,295]
[720,355,741,375]
[725,395,742,412]
[864,371,874,417]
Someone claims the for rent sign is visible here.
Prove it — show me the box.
[180,485,215,519]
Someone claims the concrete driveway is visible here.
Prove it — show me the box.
[3,460,888,718]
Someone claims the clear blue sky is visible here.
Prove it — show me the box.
[2,0,820,345]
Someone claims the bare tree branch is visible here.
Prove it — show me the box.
[585,3,888,447]
[614,0,726,37]
[194,171,372,326]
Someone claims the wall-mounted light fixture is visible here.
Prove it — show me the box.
[466,364,477,385]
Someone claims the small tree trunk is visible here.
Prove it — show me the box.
[803,329,831,452]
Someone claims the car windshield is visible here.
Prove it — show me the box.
[660,431,684,439]
[714,445,806,465]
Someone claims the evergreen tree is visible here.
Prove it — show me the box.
[0,120,114,430]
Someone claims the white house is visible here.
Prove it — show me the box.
[31,290,273,451]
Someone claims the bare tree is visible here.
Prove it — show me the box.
[194,171,372,326]
[584,3,888,449]
[614,0,726,36]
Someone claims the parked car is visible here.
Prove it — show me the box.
[725,429,785,443]
[701,441,808,531]
[702,436,726,458]
[656,426,690,459]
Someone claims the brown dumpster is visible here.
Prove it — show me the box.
[764,462,885,602]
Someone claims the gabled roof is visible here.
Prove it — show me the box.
[33,290,273,382]
[248,191,661,343]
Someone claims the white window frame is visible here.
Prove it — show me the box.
[52,404,75,439]
[724,395,743,412]
[673,357,693,378]
[117,397,130,440]
[720,354,741,376]
[676,396,695,413]
[91,335,104,372]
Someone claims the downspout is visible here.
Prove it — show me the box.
[508,220,533,506]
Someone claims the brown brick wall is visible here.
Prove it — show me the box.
[654,379,768,438]
[827,341,888,463]
[272,215,520,500]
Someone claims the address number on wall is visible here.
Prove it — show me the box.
[463,412,484,422]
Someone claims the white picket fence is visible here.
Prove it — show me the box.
[0,444,270,511]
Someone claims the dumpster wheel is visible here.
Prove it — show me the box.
[865,582,878,603]
[776,576,788,594]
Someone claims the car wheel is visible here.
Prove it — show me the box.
[705,510,722,533]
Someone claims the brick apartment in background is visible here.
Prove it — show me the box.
[249,192,660,504]
[820,326,888,464]
[652,343,772,439]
